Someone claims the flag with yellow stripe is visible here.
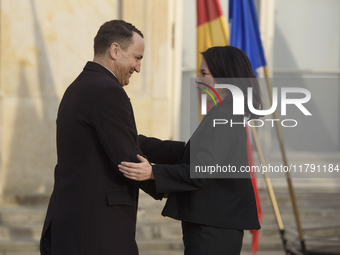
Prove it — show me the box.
[196,0,229,72]
[196,1,262,253]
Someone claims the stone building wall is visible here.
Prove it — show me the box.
[0,0,182,201]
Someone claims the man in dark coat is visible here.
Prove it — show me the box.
[40,20,162,255]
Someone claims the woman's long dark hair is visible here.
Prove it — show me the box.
[201,46,263,119]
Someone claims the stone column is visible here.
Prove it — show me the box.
[122,0,183,140]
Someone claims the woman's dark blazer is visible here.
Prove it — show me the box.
[40,62,161,255]
[139,100,260,230]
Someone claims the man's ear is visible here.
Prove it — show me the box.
[109,42,119,60]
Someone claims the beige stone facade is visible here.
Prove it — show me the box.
[0,0,182,200]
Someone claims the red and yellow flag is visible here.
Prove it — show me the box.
[197,1,262,253]
[196,0,229,71]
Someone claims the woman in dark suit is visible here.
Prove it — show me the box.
[119,46,263,255]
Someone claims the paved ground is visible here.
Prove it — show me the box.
[139,251,285,255]
[0,250,285,255]
[1,187,338,255]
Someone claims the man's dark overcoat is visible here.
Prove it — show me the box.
[40,62,161,255]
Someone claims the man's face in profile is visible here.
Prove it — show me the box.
[114,32,144,86]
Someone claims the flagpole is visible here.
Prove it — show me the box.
[263,66,306,252]
[250,126,289,253]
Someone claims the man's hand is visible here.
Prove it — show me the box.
[119,154,154,181]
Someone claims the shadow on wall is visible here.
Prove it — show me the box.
[268,24,340,152]
[3,0,59,197]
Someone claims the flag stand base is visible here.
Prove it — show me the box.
[284,225,340,255]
